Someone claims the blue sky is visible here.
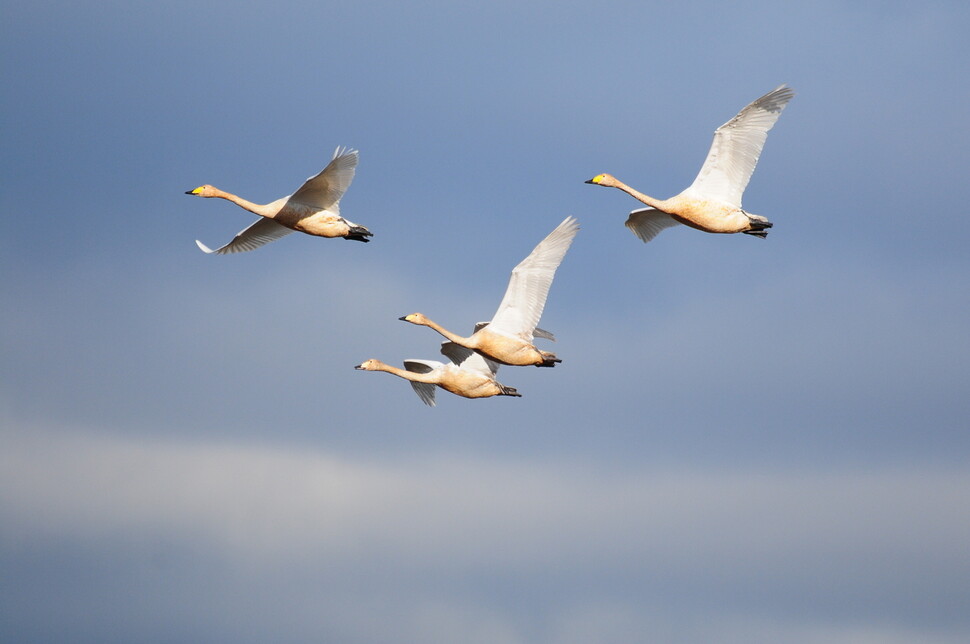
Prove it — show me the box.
[2,1,969,642]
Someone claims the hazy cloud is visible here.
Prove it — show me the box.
[3,424,968,642]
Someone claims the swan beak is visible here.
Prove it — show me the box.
[584,178,596,184]
[185,187,203,195]
[353,363,364,370]
[397,316,408,321]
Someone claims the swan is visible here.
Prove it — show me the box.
[399,216,579,367]
[187,146,372,254]
[586,85,794,243]
[355,342,520,406]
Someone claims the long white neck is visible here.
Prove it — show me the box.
[611,179,667,210]
[420,318,474,346]
[375,361,439,385]
[213,188,283,218]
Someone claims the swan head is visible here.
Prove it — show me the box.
[354,359,382,371]
[185,184,218,197]
[398,313,430,326]
[585,173,618,188]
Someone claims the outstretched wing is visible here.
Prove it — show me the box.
[624,207,681,243]
[196,217,295,254]
[440,341,499,377]
[403,359,440,407]
[685,85,794,207]
[487,216,580,341]
[288,146,359,211]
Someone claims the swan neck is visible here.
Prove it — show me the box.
[422,318,468,344]
[215,189,278,218]
[376,362,437,384]
[614,180,665,209]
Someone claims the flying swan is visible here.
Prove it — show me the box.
[187,146,372,254]
[399,216,579,367]
[586,85,794,243]
[355,341,520,406]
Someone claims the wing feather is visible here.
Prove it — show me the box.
[403,359,441,407]
[685,85,794,206]
[288,146,358,211]
[440,341,499,376]
[196,218,295,255]
[624,207,681,243]
[487,216,579,340]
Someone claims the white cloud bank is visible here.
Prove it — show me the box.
[2,423,969,643]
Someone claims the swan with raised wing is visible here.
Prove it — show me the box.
[586,85,794,243]
[399,216,579,367]
[187,146,372,254]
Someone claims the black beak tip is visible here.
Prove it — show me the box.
[584,179,595,184]
[397,316,407,321]
[185,190,195,195]
[354,364,363,370]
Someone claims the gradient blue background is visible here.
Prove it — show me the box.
[3,1,969,642]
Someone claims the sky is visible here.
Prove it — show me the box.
[2,1,969,642]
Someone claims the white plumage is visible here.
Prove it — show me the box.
[587,85,794,243]
[189,146,371,254]
[399,216,580,367]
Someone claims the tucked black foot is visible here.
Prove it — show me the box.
[501,386,522,398]
[345,226,373,242]
[743,219,772,239]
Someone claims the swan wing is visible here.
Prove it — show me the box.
[531,327,556,342]
[196,217,295,254]
[440,341,499,376]
[289,146,359,211]
[403,359,442,407]
[625,207,682,243]
[487,216,579,340]
[685,85,794,207]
